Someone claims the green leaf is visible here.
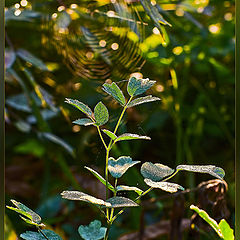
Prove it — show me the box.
[190,205,223,238]
[141,162,175,182]
[116,185,143,195]
[78,220,107,240]
[102,129,117,140]
[40,132,75,158]
[56,11,71,29]
[94,102,109,126]
[114,133,151,143]
[5,48,16,69]
[102,82,126,106]
[108,156,140,178]
[61,191,111,207]
[20,230,62,240]
[65,98,92,117]
[7,200,42,226]
[176,165,225,179]
[16,49,48,71]
[219,219,235,240]
[127,95,161,108]
[105,197,139,208]
[84,166,115,193]
[73,118,94,126]
[127,77,156,96]
[144,179,184,193]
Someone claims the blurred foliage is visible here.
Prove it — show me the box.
[5,0,234,239]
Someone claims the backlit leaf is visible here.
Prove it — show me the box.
[108,156,140,178]
[144,179,184,193]
[73,118,94,126]
[65,98,92,117]
[176,165,225,179]
[106,197,139,208]
[116,185,143,195]
[127,95,160,108]
[102,129,117,140]
[7,200,42,225]
[94,102,109,126]
[219,219,235,240]
[115,133,151,143]
[84,166,115,193]
[190,205,223,238]
[127,77,156,96]
[61,191,111,207]
[102,82,126,106]
[141,162,174,182]
[78,220,106,240]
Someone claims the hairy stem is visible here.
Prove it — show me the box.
[105,149,110,219]
[110,179,118,220]
[104,223,112,240]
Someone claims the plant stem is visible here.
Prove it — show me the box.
[105,149,110,219]
[110,179,118,220]
[104,223,112,240]
[97,126,108,150]
[37,227,49,240]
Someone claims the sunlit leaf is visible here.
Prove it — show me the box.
[102,129,117,140]
[20,230,62,240]
[16,49,48,71]
[102,82,126,106]
[127,95,160,108]
[84,166,115,193]
[6,200,43,226]
[219,219,235,240]
[73,118,94,126]
[94,101,109,126]
[61,191,111,207]
[78,220,106,240]
[65,98,93,117]
[127,77,156,96]
[141,162,174,182]
[144,179,184,193]
[114,133,151,143]
[116,185,143,195]
[176,165,225,179]
[190,205,223,238]
[108,156,140,178]
[105,197,139,208]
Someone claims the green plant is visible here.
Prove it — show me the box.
[7,76,226,240]
[190,205,234,240]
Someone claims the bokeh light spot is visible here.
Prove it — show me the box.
[111,43,119,50]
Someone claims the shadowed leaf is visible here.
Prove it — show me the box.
[73,118,94,126]
[84,166,115,193]
[16,49,48,71]
[108,156,140,178]
[141,162,174,182]
[78,220,107,240]
[20,230,62,240]
[106,197,139,208]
